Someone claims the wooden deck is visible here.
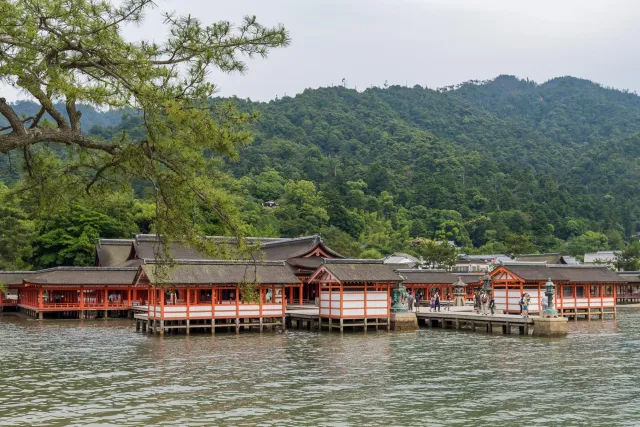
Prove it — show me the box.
[416,309,535,335]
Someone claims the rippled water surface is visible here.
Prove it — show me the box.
[1,309,639,426]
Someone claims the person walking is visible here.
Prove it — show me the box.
[408,293,414,312]
[446,292,452,311]
[489,296,496,316]
[434,291,441,312]
[430,294,435,312]
[475,291,482,314]
[415,293,420,313]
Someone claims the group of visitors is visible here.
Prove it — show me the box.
[406,291,454,312]
[519,293,532,318]
[474,291,496,316]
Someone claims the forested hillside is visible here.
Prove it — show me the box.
[2,75,639,269]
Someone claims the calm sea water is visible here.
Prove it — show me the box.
[0,309,638,426]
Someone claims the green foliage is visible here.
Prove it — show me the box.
[614,241,640,272]
[359,248,383,259]
[409,238,458,270]
[0,0,289,264]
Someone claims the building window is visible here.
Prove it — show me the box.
[590,286,600,297]
[563,285,573,298]
[575,286,585,298]
[604,285,613,296]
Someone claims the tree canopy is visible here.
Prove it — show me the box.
[0,0,289,257]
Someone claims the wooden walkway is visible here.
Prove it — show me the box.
[416,309,535,335]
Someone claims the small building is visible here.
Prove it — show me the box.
[491,262,625,319]
[308,259,402,331]
[1,267,139,319]
[454,254,511,273]
[133,260,302,334]
[95,234,344,305]
[383,253,421,269]
[584,251,618,265]
[394,269,484,303]
[396,269,458,300]
[617,271,640,303]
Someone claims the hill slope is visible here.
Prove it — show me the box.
[2,75,639,262]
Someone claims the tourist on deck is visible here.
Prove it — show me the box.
[522,293,531,318]
[434,291,441,312]
[481,292,488,315]
[519,294,524,315]
[475,292,482,314]
[489,297,496,315]
[415,293,420,312]
[541,294,549,313]
[446,292,452,311]
[430,294,436,312]
[408,293,414,312]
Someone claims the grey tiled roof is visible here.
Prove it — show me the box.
[140,261,301,285]
[25,267,138,285]
[322,259,402,283]
[396,269,458,284]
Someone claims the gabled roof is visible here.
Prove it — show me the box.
[548,265,626,283]
[0,271,37,285]
[96,234,343,267]
[618,272,640,283]
[383,253,421,266]
[25,267,138,285]
[315,259,402,283]
[516,253,564,264]
[584,251,617,263]
[396,269,457,284]
[455,273,484,285]
[260,235,343,260]
[95,239,135,266]
[138,260,300,285]
[497,262,626,283]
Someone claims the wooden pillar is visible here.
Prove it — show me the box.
[38,287,43,309]
[339,281,344,321]
[289,285,293,305]
[587,283,591,320]
[299,284,303,306]
[186,287,191,335]
[104,288,108,309]
[160,289,165,318]
[235,285,240,319]
[281,284,286,331]
[259,286,263,330]
[364,282,368,318]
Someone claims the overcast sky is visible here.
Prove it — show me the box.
[4,0,640,102]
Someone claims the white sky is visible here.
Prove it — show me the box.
[3,0,640,101]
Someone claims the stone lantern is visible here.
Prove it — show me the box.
[543,277,558,318]
[481,271,492,295]
[390,281,408,313]
[452,277,466,307]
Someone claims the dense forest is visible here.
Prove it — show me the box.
[2,75,640,270]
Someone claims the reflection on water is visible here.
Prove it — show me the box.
[0,310,639,426]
